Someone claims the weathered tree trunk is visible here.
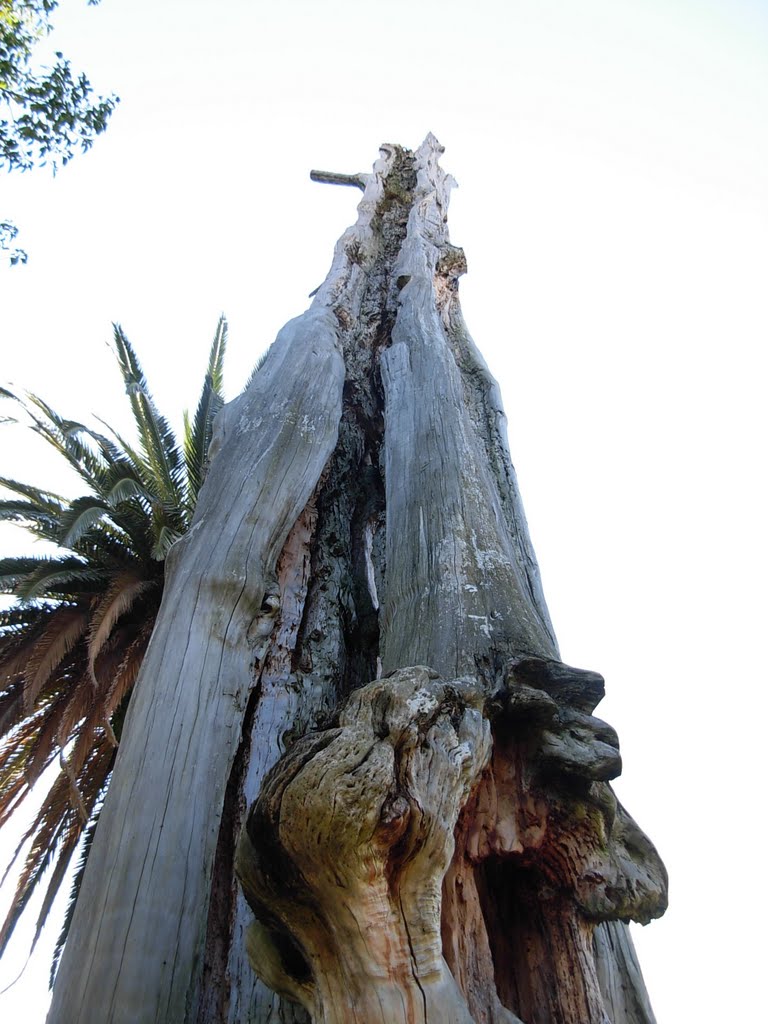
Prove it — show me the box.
[48,137,666,1024]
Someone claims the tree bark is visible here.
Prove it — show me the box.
[49,136,666,1024]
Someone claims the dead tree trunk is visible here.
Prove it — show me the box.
[48,137,666,1024]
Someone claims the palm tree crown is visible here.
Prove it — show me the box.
[0,317,228,976]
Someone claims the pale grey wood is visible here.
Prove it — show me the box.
[593,922,658,1024]
[380,136,558,676]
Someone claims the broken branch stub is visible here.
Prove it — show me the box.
[310,169,368,191]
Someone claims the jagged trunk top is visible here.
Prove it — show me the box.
[308,134,559,679]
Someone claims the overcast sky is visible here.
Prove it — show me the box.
[1,0,766,1019]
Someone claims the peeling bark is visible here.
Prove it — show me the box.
[49,136,666,1024]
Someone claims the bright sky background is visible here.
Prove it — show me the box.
[1,0,766,1020]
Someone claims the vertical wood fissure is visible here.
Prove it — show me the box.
[192,145,422,1021]
[193,668,264,1024]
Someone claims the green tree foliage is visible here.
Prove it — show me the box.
[0,317,228,976]
[1,0,118,262]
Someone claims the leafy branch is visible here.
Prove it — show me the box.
[1,0,118,264]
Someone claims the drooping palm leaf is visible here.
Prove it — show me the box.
[22,605,89,710]
[86,573,156,684]
[49,804,102,988]
[0,736,114,958]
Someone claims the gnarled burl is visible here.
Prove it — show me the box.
[236,137,667,1024]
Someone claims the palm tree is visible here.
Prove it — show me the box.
[0,317,228,978]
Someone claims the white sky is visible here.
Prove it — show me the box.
[1,0,766,1019]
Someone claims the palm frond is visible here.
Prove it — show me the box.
[111,326,185,510]
[103,619,155,720]
[243,346,271,392]
[0,735,114,960]
[0,686,25,737]
[86,573,156,685]
[57,496,115,549]
[64,420,157,507]
[151,524,182,561]
[184,316,227,509]
[32,828,81,956]
[25,687,79,786]
[0,478,66,542]
[0,603,54,632]
[0,555,65,592]
[0,679,76,797]
[38,738,115,952]
[43,673,92,768]
[0,716,48,824]
[0,501,63,542]
[207,315,227,396]
[49,804,102,988]
[91,418,158,492]
[0,477,66,509]
[22,605,89,711]
[0,604,55,693]
[10,557,109,602]
[0,811,71,958]
[17,396,108,493]
[103,475,149,506]
[75,503,155,570]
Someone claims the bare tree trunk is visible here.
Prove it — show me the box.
[49,137,666,1024]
